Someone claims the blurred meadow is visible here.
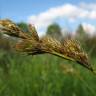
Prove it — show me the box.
[0,0,96,96]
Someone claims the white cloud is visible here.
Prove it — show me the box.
[79,3,96,19]
[80,2,96,10]
[82,23,96,35]
[28,4,82,29]
[28,3,96,35]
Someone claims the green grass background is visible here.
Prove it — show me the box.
[0,50,96,96]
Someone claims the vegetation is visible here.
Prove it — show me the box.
[46,23,62,41]
[0,19,96,96]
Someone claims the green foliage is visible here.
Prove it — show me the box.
[76,24,87,40]
[75,24,96,57]
[84,36,96,57]
[46,23,62,41]
[0,50,96,96]
[17,22,28,32]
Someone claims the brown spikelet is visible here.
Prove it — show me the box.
[28,24,39,41]
[40,36,62,52]
[62,39,93,71]
[0,19,29,39]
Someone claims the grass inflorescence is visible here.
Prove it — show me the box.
[0,19,95,73]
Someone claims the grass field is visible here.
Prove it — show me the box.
[0,50,96,96]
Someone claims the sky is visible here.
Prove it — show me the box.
[1,0,96,36]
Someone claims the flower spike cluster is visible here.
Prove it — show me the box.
[0,19,95,73]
